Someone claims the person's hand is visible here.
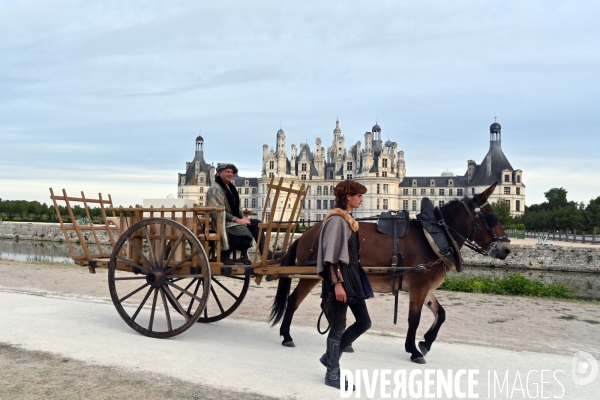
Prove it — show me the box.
[236,217,251,226]
[334,283,346,303]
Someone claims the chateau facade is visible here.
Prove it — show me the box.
[177,120,525,222]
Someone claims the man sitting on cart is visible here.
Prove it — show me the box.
[206,163,279,265]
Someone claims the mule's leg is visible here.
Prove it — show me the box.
[280,279,319,347]
[405,288,428,364]
[418,291,446,357]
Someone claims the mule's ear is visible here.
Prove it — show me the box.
[477,182,497,202]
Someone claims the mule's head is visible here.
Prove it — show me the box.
[464,183,512,260]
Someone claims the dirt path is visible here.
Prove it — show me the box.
[1,259,599,358]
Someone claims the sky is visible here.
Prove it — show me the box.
[1,1,599,208]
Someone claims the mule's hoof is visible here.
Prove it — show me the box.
[411,356,426,364]
[282,341,295,347]
[342,345,354,353]
[418,342,429,356]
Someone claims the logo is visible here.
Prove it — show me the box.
[572,351,598,386]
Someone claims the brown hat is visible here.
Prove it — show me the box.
[334,180,367,196]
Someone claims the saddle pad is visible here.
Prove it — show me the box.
[417,197,463,272]
[377,210,410,238]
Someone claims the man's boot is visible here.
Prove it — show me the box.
[320,344,352,367]
[324,338,354,390]
[221,250,234,266]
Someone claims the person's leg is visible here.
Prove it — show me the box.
[247,219,266,253]
[324,301,352,390]
[339,300,371,352]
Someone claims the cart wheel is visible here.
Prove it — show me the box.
[108,218,210,338]
[196,274,250,323]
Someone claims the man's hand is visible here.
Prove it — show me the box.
[235,216,251,226]
[334,283,346,303]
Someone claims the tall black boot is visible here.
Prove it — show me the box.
[221,250,234,266]
[324,338,354,390]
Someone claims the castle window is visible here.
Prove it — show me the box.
[430,180,435,187]
[412,179,417,187]
[237,188,242,194]
[317,186,322,195]
[516,200,521,212]
[383,199,388,210]
[245,188,249,195]
[302,163,307,172]
[323,186,329,196]
[403,188,409,196]
[471,188,475,195]
[377,184,380,194]
[382,159,388,168]
[301,174,306,180]
[377,199,380,210]
[346,174,353,179]
[269,161,274,169]
[421,189,426,196]
[322,200,328,210]
[412,200,417,211]
[517,175,521,183]
[457,189,463,196]
[505,200,511,209]
[200,187,204,193]
[448,189,452,196]
[244,198,249,208]
[430,189,435,196]
[269,173,274,178]
[347,162,353,171]
[308,200,311,209]
[402,200,408,210]
[330,186,334,194]
[317,200,321,209]
[439,201,445,207]
[412,188,416,195]
[382,171,387,177]
[252,188,257,194]
[504,187,511,195]
[329,171,333,179]
[330,200,334,209]
[449,180,453,186]
[504,174,510,182]
[245,180,249,186]
[439,189,445,196]
[516,188,520,195]
[252,198,256,208]
[384,184,389,194]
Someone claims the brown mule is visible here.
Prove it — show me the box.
[270,184,511,363]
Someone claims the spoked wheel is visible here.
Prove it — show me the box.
[108,218,211,338]
[196,274,250,323]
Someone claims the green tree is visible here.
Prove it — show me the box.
[544,187,568,209]
[490,198,513,227]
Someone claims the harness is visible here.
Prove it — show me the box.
[451,199,510,255]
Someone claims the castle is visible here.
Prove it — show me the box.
[177,120,525,222]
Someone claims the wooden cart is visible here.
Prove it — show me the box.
[49,177,311,338]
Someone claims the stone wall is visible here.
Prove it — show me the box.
[461,245,600,273]
[0,222,116,244]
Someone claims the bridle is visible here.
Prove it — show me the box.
[453,198,510,255]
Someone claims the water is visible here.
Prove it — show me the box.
[0,238,113,264]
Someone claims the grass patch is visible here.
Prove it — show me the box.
[439,273,576,299]
[583,319,600,324]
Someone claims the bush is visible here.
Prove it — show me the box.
[439,273,575,299]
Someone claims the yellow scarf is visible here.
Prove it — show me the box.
[322,208,359,232]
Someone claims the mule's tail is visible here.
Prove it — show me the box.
[269,239,299,326]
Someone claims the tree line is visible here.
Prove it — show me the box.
[0,199,104,222]
[491,188,600,232]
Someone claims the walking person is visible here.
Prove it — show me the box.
[317,180,373,390]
